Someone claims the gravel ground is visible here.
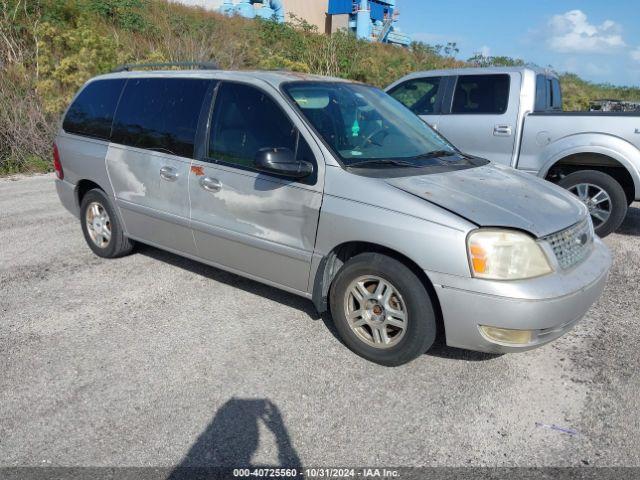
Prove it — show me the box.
[1,173,639,469]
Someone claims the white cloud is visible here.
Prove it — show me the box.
[547,10,626,54]
[631,47,640,63]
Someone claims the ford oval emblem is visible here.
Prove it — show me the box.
[576,233,588,246]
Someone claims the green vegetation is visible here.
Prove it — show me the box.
[1,0,639,174]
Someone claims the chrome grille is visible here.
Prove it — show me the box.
[543,218,593,270]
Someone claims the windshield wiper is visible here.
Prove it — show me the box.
[348,158,420,168]
[413,150,456,160]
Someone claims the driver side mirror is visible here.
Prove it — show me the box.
[253,148,313,179]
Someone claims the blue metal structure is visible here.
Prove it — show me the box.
[328,0,410,46]
[218,0,411,46]
[219,0,285,23]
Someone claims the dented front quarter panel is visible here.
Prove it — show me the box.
[312,165,476,279]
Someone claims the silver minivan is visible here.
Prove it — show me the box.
[54,67,611,366]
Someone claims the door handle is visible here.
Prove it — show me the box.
[159,166,179,182]
[493,125,513,136]
[200,176,221,193]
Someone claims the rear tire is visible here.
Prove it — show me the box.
[80,189,133,258]
[558,170,627,238]
[329,252,437,366]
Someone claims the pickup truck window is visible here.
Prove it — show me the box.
[387,77,442,115]
[451,74,510,114]
[551,78,562,110]
[535,74,547,111]
[535,75,563,112]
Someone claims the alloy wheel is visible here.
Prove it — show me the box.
[569,183,612,228]
[343,275,408,349]
[85,201,111,249]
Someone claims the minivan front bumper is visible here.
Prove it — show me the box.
[427,237,611,353]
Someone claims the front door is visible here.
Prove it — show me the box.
[106,77,211,255]
[188,81,323,293]
[437,73,520,166]
[387,75,445,130]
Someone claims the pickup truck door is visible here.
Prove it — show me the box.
[386,75,448,130]
[188,81,323,293]
[437,73,521,166]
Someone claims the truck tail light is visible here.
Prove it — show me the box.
[53,143,63,180]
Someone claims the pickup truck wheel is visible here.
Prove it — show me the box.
[559,170,627,238]
[80,189,134,258]
[329,253,436,366]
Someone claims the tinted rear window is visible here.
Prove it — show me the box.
[451,74,510,114]
[63,79,125,140]
[551,78,562,110]
[535,74,547,111]
[111,78,210,158]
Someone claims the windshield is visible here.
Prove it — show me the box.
[283,81,458,167]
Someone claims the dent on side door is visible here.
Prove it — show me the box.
[189,163,322,292]
[106,144,196,254]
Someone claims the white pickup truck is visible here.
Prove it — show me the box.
[387,66,640,237]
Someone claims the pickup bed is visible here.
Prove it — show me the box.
[387,67,640,237]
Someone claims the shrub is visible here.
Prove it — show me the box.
[1,0,638,174]
[84,0,150,32]
[36,20,124,113]
[0,65,56,174]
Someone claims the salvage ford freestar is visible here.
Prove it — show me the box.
[54,65,612,366]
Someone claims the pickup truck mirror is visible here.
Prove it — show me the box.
[254,147,313,179]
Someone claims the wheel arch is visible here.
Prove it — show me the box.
[75,179,129,236]
[75,179,105,206]
[311,241,444,333]
[539,140,640,202]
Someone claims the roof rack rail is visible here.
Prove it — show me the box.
[111,61,219,73]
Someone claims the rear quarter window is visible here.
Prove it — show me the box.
[111,78,210,158]
[63,79,126,140]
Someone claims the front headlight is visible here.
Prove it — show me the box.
[467,229,553,280]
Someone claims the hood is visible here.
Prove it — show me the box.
[385,163,587,237]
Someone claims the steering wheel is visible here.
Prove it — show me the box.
[357,126,388,149]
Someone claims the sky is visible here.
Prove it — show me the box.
[397,0,640,86]
[175,0,639,87]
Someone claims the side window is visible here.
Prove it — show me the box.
[111,78,210,158]
[534,74,548,111]
[451,74,510,114]
[387,77,442,115]
[208,82,299,169]
[551,78,562,110]
[63,79,125,140]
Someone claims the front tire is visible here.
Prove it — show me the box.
[558,170,627,238]
[80,189,133,258]
[329,253,437,366]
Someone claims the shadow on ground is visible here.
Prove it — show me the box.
[139,245,499,363]
[426,336,503,362]
[139,245,320,319]
[168,398,301,479]
[617,205,640,236]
